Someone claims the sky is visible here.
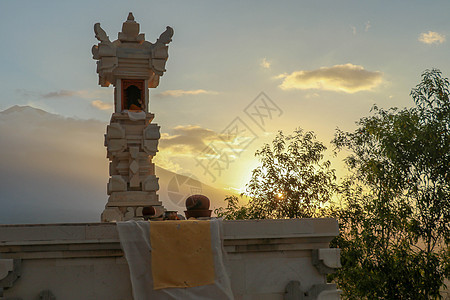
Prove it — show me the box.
[1,0,450,222]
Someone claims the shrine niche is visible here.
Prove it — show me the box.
[92,13,173,222]
[122,80,144,110]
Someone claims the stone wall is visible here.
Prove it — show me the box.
[0,219,341,300]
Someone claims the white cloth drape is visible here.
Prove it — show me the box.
[126,110,146,121]
[117,220,234,300]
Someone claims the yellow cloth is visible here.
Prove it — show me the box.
[149,220,215,290]
[128,104,142,110]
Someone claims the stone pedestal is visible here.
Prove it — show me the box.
[102,112,163,222]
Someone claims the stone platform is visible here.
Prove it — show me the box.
[0,219,341,300]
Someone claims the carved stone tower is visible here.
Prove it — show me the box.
[92,13,173,222]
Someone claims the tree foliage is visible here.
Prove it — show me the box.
[331,68,450,299]
[215,129,336,219]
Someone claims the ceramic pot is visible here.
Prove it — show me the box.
[184,209,212,219]
[142,206,156,216]
[185,194,210,210]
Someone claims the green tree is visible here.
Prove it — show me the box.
[331,69,450,299]
[215,128,336,219]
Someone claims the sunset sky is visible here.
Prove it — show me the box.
[1,1,450,222]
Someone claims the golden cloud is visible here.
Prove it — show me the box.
[418,31,446,45]
[155,89,218,98]
[91,100,113,110]
[278,64,383,93]
[159,125,226,154]
[261,58,271,69]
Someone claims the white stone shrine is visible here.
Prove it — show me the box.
[92,13,173,222]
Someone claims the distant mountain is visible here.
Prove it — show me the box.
[0,106,233,224]
[1,105,53,116]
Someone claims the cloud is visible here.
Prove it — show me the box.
[155,89,218,98]
[16,89,39,98]
[160,125,227,154]
[418,31,445,44]
[42,90,78,98]
[350,22,371,36]
[91,100,113,110]
[260,58,271,69]
[152,154,183,174]
[159,124,256,171]
[172,125,219,139]
[277,64,383,93]
[16,89,113,100]
[156,125,228,179]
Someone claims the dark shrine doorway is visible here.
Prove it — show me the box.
[121,79,145,111]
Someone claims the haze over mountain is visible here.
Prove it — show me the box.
[0,106,231,224]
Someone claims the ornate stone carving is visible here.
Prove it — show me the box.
[94,13,172,222]
[0,259,21,296]
[143,124,161,139]
[107,175,127,194]
[92,12,173,88]
[0,260,13,282]
[106,123,125,139]
[106,139,126,154]
[142,140,159,156]
[284,281,341,300]
[100,207,123,222]
[143,175,160,191]
[312,248,341,275]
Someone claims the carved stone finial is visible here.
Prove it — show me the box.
[94,23,110,43]
[156,26,174,45]
[119,12,144,42]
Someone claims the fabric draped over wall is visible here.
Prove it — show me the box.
[117,219,234,300]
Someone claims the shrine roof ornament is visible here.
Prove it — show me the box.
[92,12,174,88]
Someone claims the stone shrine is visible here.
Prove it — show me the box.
[92,13,173,222]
